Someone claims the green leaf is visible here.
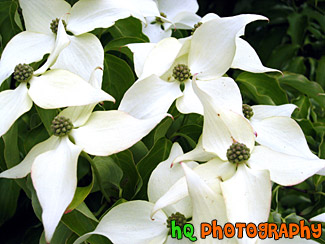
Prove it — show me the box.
[35,106,58,136]
[278,72,325,107]
[136,138,172,199]
[129,141,148,163]
[107,17,149,40]
[104,36,146,52]
[0,179,20,226]
[171,124,202,148]
[39,222,72,244]
[287,13,308,46]
[103,54,135,109]
[236,72,288,105]
[153,117,173,142]
[316,56,325,88]
[292,95,311,119]
[267,44,299,70]
[286,56,306,75]
[66,180,94,213]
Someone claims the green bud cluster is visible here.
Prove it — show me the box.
[13,64,33,82]
[51,116,73,137]
[155,12,167,25]
[50,18,67,34]
[242,104,254,119]
[191,22,202,35]
[226,142,250,164]
[167,212,187,230]
[172,64,191,82]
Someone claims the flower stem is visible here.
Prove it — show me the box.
[81,151,111,203]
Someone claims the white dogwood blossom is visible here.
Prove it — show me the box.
[0,107,167,242]
[142,0,200,42]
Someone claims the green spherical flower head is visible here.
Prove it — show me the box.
[51,116,73,137]
[13,63,33,82]
[155,12,167,25]
[50,18,67,34]
[167,212,187,231]
[242,104,254,119]
[191,22,202,35]
[226,142,250,164]
[172,64,191,82]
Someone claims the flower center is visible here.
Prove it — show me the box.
[191,22,202,35]
[50,18,67,34]
[226,142,250,164]
[13,64,33,82]
[172,64,191,82]
[155,12,167,25]
[167,212,187,231]
[242,104,254,119]
[51,115,73,137]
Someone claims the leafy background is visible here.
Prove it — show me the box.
[0,0,324,243]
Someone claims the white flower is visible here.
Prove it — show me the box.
[142,0,201,43]
[72,143,198,244]
[0,0,159,84]
[0,51,114,137]
[0,107,167,242]
[119,14,273,119]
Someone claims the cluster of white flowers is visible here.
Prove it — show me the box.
[0,0,324,243]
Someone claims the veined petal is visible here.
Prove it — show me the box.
[181,163,228,239]
[73,201,168,244]
[158,0,199,20]
[19,0,71,34]
[251,104,297,120]
[34,20,70,75]
[252,116,318,159]
[189,14,268,79]
[71,111,167,156]
[0,83,33,137]
[192,79,255,160]
[173,136,216,164]
[29,69,114,109]
[119,75,182,119]
[232,38,279,73]
[176,79,203,115]
[148,143,198,217]
[0,31,54,85]
[310,213,325,222]
[127,42,156,78]
[51,33,104,82]
[0,136,59,179]
[141,38,182,79]
[249,146,325,186]
[142,23,172,43]
[152,160,228,217]
[221,164,271,244]
[31,136,82,242]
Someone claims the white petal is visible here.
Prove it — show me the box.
[127,42,156,78]
[141,37,182,79]
[29,69,114,109]
[19,0,71,34]
[176,79,204,115]
[152,160,229,217]
[232,38,280,73]
[119,75,182,119]
[0,136,60,179]
[51,33,104,82]
[158,0,199,20]
[221,164,271,244]
[142,22,172,43]
[59,105,95,128]
[31,137,82,242]
[189,14,268,79]
[192,79,255,160]
[148,143,198,217]
[68,0,159,35]
[310,213,325,222]
[249,146,325,186]
[34,20,70,75]
[0,32,54,85]
[317,167,325,176]
[182,163,228,243]
[73,201,168,244]
[251,104,297,120]
[252,117,318,159]
[171,13,201,30]
[0,83,33,137]
[71,111,167,156]
[173,136,216,164]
